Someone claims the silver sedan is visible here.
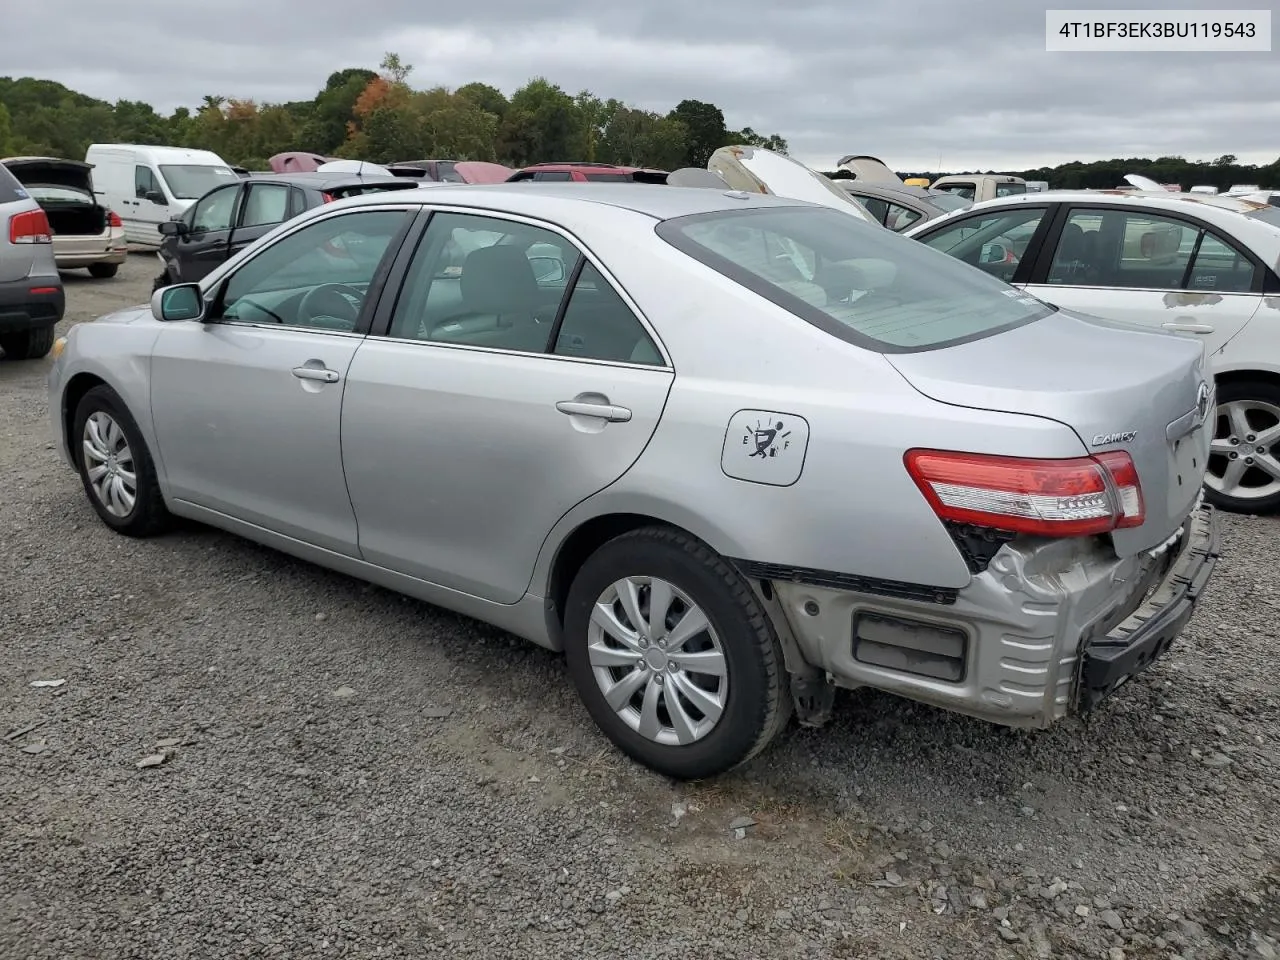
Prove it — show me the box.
[48,183,1219,779]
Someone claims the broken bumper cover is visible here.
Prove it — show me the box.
[757,502,1220,728]
[1076,503,1219,712]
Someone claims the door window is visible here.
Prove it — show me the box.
[883,203,923,231]
[553,262,663,364]
[135,165,160,200]
[190,184,240,233]
[1186,232,1258,293]
[213,209,410,331]
[240,183,290,228]
[1046,207,1204,289]
[386,212,578,352]
[916,207,1047,282]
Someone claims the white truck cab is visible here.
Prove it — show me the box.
[84,144,239,247]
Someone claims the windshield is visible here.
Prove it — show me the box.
[159,164,240,199]
[656,206,1054,353]
[927,192,973,212]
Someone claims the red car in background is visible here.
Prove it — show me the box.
[505,162,669,183]
[389,160,513,184]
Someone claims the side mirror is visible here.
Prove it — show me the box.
[157,220,188,237]
[980,242,1010,264]
[529,256,565,283]
[151,283,205,322]
[145,190,168,206]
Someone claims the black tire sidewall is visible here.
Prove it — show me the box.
[72,385,158,534]
[1205,379,1280,514]
[563,533,780,780]
[89,263,119,279]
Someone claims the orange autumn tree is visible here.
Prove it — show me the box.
[338,54,415,159]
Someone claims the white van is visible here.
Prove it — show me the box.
[84,144,240,247]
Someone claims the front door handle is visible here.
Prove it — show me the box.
[292,365,340,383]
[1162,322,1214,334]
[556,399,632,423]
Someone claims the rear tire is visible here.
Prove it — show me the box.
[151,271,171,293]
[1204,378,1280,515]
[72,384,172,537]
[88,262,119,279]
[0,325,55,360]
[563,526,791,780]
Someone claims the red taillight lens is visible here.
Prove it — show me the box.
[9,209,52,244]
[108,210,123,227]
[904,449,1145,538]
[320,192,335,203]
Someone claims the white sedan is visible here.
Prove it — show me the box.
[905,190,1280,515]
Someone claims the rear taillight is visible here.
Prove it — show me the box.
[9,209,52,244]
[321,192,335,203]
[108,210,123,227]
[904,449,1145,538]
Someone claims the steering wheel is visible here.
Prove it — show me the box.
[298,283,364,329]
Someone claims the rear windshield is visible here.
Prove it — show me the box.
[656,205,1054,353]
[0,164,27,204]
[159,164,240,199]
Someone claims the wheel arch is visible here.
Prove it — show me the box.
[61,371,110,466]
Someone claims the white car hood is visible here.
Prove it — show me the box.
[707,146,880,225]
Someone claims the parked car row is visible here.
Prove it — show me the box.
[48,179,1219,779]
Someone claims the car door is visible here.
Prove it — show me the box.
[132,163,172,242]
[912,203,1056,285]
[176,183,243,282]
[227,181,292,260]
[148,205,416,555]
[341,208,674,603]
[1019,205,1262,357]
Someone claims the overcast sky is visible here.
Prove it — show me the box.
[3,0,1276,172]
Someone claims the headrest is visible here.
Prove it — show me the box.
[460,245,539,315]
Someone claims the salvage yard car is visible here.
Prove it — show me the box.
[48,184,1219,779]
[2,157,127,278]
[0,161,64,360]
[905,189,1280,514]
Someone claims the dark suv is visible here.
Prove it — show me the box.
[153,172,420,291]
[0,161,65,360]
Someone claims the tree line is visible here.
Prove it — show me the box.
[0,54,1274,189]
[0,53,787,173]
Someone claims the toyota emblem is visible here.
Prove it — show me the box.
[1195,381,1210,421]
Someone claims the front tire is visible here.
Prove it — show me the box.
[0,325,55,360]
[563,526,791,779]
[1204,378,1280,514]
[72,384,171,537]
[88,262,119,279]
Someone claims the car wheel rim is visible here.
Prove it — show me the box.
[1206,399,1280,501]
[587,576,728,747]
[82,411,137,518]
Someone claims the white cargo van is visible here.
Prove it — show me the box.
[84,144,239,247]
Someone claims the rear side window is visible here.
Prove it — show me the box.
[0,163,26,204]
[657,206,1054,353]
[583,172,630,182]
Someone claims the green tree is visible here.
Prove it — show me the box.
[0,102,13,155]
[668,99,728,167]
[456,82,508,120]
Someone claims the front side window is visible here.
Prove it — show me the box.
[134,165,159,199]
[917,207,1047,282]
[158,164,240,200]
[191,184,240,233]
[214,209,409,331]
[658,206,1054,352]
[387,212,578,351]
[240,183,290,228]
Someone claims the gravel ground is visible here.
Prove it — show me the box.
[2,253,1278,960]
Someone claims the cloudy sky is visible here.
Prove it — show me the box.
[3,0,1275,171]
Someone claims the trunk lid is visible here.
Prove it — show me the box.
[885,307,1212,557]
[835,154,903,184]
[707,146,880,225]
[2,156,95,194]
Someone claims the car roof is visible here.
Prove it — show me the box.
[515,162,663,175]
[245,172,418,191]
[961,188,1275,216]
[839,182,947,202]
[326,180,811,220]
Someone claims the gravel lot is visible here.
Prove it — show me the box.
[2,253,1278,960]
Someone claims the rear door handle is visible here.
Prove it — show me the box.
[1162,322,1214,334]
[556,400,632,422]
[292,365,340,383]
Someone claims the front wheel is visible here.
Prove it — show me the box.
[72,384,172,537]
[1204,379,1280,514]
[563,526,791,780]
[88,262,119,279]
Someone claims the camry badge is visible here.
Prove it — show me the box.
[1091,430,1137,446]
